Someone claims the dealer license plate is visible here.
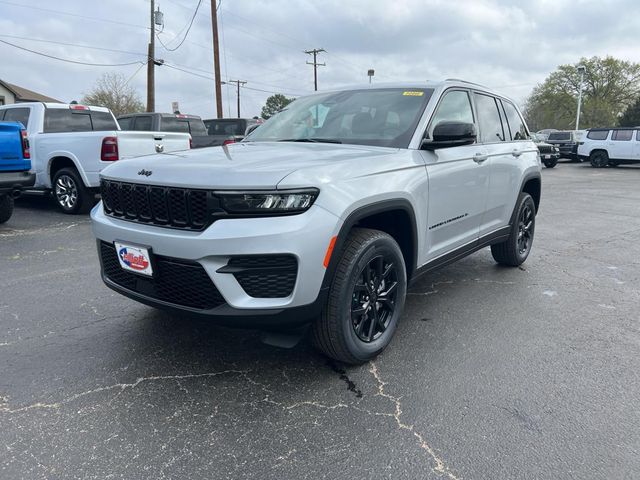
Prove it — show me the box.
[114,241,153,276]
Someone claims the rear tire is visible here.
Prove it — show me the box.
[590,151,609,168]
[312,228,407,365]
[491,193,535,267]
[0,195,14,224]
[52,168,93,214]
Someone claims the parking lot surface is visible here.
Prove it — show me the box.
[1,162,639,479]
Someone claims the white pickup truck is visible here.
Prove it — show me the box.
[0,103,191,213]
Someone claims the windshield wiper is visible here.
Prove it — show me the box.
[278,138,342,144]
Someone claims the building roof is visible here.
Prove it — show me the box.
[0,79,61,103]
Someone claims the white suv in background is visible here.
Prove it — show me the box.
[578,128,640,167]
[92,80,542,364]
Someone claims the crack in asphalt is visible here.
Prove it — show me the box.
[369,362,461,480]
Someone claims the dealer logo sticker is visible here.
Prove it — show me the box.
[114,242,153,276]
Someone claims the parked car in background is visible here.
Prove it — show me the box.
[203,118,262,143]
[117,113,221,149]
[0,103,191,213]
[92,80,541,364]
[0,121,34,223]
[536,129,558,141]
[578,128,640,167]
[531,133,560,168]
[546,130,580,161]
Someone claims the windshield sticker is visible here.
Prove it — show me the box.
[403,91,424,96]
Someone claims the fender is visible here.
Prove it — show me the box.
[320,198,419,290]
[509,171,542,226]
[46,152,90,189]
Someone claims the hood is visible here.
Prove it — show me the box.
[99,141,398,189]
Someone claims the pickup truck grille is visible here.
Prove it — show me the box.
[100,179,213,231]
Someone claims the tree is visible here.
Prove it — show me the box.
[261,94,295,119]
[618,97,640,127]
[82,72,145,117]
[523,56,640,131]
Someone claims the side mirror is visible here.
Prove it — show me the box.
[421,121,477,150]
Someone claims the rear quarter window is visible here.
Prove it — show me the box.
[586,130,609,140]
[612,129,633,141]
[501,100,528,140]
[91,111,118,131]
[3,107,31,128]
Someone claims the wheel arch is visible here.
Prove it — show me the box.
[321,199,419,288]
[48,154,89,188]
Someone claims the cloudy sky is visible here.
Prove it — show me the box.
[1,0,638,119]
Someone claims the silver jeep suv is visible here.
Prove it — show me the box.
[91,80,541,364]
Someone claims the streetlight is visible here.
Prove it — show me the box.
[575,65,586,130]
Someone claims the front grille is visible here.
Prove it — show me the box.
[100,242,225,310]
[100,180,218,231]
[225,255,298,298]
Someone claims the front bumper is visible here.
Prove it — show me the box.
[0,171,35,195]
[91,203,340,326]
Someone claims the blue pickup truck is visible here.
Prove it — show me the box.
[0,122,35,223]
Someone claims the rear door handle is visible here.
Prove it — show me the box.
[512,149,522,158]
[473,153,488,163]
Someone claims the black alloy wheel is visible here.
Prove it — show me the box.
[351,255,399,343]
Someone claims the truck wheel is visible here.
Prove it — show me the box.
[491,193,535,267]
[312,228,407,365]
[590,151,609,168]
[52,168,93,214]
[0,195,14,224]
[543,159,557,168]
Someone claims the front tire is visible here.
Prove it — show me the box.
[543,158,557,168]
[52,168,93,214]
[312,228,407,365]
[491,193,536,267]
[0,195,14,224]
[590,151,609,168]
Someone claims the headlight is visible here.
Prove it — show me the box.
[218,188,319,214]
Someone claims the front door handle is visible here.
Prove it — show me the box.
[512,149,522,158]
[473,153,488,163]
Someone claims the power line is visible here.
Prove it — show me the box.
[0,0,147,30]
[156,0,203,52]
[0,34,146,57]
[0,38,145,67]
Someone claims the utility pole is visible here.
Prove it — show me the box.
[575,65,586,130]
[146,0,155,112]
[210,0,223,118]
[305,48,325,91]
[227,80,247,118]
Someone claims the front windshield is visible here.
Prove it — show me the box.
[246,88,434,148]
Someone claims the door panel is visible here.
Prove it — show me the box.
[421,146,488,260]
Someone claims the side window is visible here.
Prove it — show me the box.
[161,117,189,133]
[501,101,528,140]
[637,131,640,141]
[430,90,474,132]
[4,108,31,128]
[133,116,153,131]
[43,110,91,132]
[612,129,633,141]
[91,112,118,131]
[118,117,132,130]
[0,109,4,120]
[474,93,505,143]
[587,130,609,140]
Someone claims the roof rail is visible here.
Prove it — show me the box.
[444,78,489,89]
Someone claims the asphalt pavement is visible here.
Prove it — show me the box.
[1,162,639,479]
